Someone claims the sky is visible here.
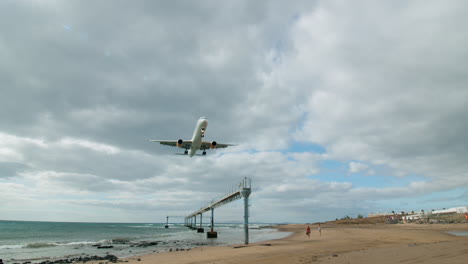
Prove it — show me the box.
[1,0,467,224]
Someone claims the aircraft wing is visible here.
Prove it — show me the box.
[200,141,236,149]
[148,140,192,149]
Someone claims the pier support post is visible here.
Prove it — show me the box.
[191,216,197,230]
[165,216,169,228]
[241,178,252,244]
[207,207,217,238]
[197,213,204,233]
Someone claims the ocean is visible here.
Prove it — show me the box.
[0,221,289,263]
[446,230,468,236]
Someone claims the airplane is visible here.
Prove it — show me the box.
[149,117,235,157]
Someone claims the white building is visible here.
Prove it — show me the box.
[430,206,468,214]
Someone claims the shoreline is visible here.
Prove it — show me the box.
[107,223,468,264]
[2,224,290,264]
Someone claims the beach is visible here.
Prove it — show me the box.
[111,223,468,264]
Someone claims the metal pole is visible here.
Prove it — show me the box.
[241,178,251,244]
[200,213,203,228]
[244,194,249,244]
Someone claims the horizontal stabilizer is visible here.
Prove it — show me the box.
[174,153,205,156]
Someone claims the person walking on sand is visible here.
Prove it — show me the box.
[318,223,322,237]
[306,226,311,238]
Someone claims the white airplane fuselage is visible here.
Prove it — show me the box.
[189,117,208,157]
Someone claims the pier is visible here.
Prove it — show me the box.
[185,177,251,243]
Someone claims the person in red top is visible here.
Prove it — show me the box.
[306,226,311,238]
[465,212,468,220]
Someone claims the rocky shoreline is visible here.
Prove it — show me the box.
[10,255,120,264]
[6,239,215,264]
[1,226,285,264]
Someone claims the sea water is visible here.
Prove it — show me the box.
[446,231,468,236]
[0,221,289,263]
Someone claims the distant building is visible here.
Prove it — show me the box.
[430,206,468,215]
[368,213,392,217]
[369,206,468,219]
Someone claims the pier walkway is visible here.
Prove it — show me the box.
[185,177,251,243]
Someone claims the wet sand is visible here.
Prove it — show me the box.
[94,223,468,264]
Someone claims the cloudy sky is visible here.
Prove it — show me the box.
[1,0,467,223]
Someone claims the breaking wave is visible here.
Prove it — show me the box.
[25,243,57,248]
[0,244,23,249]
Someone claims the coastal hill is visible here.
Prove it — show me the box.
[322,215,387,225]
[320,212,467,225]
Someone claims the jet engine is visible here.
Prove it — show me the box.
[177,139,183,147]
[210,141,217,149]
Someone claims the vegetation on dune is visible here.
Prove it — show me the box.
[324,212,467,225]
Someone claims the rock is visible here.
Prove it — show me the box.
[112,239,129,244]
[97,246,114,249]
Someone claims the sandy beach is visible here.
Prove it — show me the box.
[101,223,468,264]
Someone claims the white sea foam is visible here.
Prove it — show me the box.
[0,244,23,249]
[58,241,98,246]
[7,241,104,249]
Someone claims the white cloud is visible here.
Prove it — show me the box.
[58,137,121,155]
[1,0,467,223]
[289,1,468,182]
[349,161,374,175]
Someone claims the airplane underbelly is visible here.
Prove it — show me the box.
[189,140,202,157]
[192,140,202,150]
[188,118,207,157]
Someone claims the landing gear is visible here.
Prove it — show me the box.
[202,151,206,156]
[184,150,188,155]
